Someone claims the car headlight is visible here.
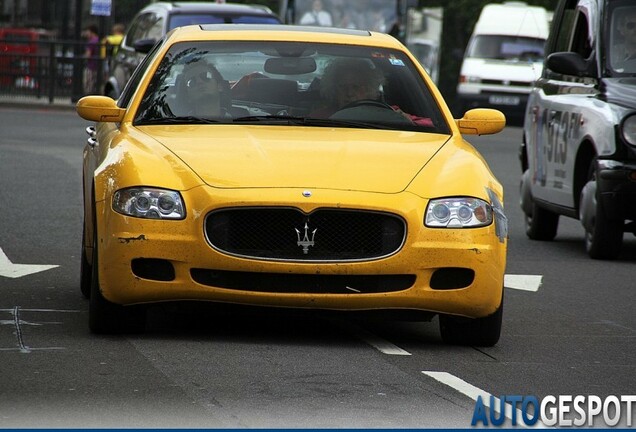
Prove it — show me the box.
[113,187,185,220]
[425,197,493,228]
[621,115,636,146]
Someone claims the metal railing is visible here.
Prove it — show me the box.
[0,39,110,104]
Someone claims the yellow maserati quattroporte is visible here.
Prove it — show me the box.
[77,24,507,345]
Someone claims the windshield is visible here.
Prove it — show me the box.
[134,40,449,134]
[608,3,636,74]
[293,0,398,33]
[467,35,545,62]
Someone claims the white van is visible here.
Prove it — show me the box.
[456,1,550,122]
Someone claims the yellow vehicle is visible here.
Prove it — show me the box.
[77,24,507,345]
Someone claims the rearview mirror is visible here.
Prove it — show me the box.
[264,57,317,75]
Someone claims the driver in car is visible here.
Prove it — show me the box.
[614,7,636,65]
[310,57,432,127]
[311,58,385,117]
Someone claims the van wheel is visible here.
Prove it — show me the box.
[579,166,623,260]
[520,169,558,240]
[439,293,503,347]
[89,228,146,334]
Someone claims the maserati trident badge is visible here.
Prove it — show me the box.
[295,223,317,254]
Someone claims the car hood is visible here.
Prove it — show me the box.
[600,78,636,109]
[141,125,451,193]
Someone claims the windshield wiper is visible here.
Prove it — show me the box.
[232,115,393,130]
[136,116,222,125]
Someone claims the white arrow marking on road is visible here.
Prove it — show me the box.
[0,247,58,278]
[504,274,543,292]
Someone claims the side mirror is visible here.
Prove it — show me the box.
[456,108,506,135]
[133,38,157,54]
[546,52,590,77]
[76,95,125,122]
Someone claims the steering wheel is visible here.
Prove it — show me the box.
[338,99,395,111]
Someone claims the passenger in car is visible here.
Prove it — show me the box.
[174,60,230,118]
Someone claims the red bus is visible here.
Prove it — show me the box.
[0,27,53,88]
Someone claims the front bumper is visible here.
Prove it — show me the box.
[95,186,507,319]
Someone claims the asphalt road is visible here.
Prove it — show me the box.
[0,105,634,428]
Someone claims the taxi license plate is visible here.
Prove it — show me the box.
[489,95,520,106]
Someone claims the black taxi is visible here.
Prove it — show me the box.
[520,0,636,259]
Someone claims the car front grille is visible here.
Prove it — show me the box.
[204,207,406,261]
[191,269,416,294]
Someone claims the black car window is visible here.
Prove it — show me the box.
[118,38,164,108]
[232,16,281,24]
[126,13,160,46]
[570,10,592,59]
[146,15,165,42]
[552,0,578,53]
[168,14,280,30]
[609,2,636,74]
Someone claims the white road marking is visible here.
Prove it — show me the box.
[352,326,411,356]
[0,247,58,278]
[504,274,543,292]
[342,273,542,355]
[422,371,547,428]
[0,308,80,313]
[0,307,79,354]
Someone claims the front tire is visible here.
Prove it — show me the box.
[579,164,623,260]
[520,169,559,240]
[80,223,92,299]
[89,227,146,334]
[439,293,503,347]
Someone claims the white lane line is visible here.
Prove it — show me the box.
[332,274,542,355]
[422,371,547,428]
[0,307,79,353]
[347,325,411,356]
[504,274,543,292]
[0,247,58,278]
[0,308,80,313]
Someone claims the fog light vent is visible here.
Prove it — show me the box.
[430,267,474,290]
[131,258,175,281]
